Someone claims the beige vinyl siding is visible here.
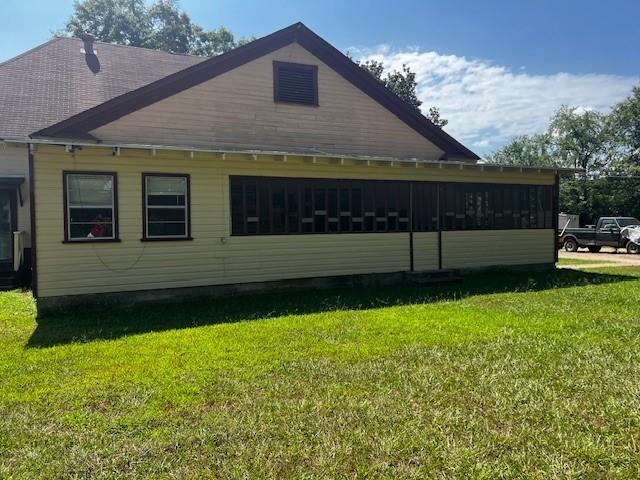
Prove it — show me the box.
[33,145,555,298]
[90,43,446,161]
[0,143,30,246]
[413,232,439,270]
[441,230,555,269]
[215,234,408,286]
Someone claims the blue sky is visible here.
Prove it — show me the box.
[2,0,639,154]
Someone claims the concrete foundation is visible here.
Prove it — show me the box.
[36,263,555,316]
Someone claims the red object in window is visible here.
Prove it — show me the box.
[89,214,107,237]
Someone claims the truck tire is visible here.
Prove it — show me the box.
[588,246,602,253]
[627,242,640,254]
[564,238,579,252]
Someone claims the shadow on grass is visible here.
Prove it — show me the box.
[27,268,636,348]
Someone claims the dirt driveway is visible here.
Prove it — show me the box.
[559,247,640,268]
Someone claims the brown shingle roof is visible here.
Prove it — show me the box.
[33,23,479,160]
[0,37,205,140]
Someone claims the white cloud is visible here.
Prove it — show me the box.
[351,46,638,156]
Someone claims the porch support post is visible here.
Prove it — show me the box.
[553,173,560,264]
[437,183,443,270]
[409,182,414,272]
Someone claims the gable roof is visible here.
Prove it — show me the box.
[0,37,204,141]
[32,23,479,161]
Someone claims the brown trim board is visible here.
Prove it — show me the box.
[409,182,414,272]
[28,145,37,297]
[31,23,479,161]
[437,183,442,270]
[553,173,560,263]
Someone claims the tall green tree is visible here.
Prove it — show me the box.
[485,133,555,167]
[489,106,610,174]
[548,106,612,222]
[610,86,640,175]
[65,0,149,47]
[548,106,611,173]
[356,59,448,127]
[63,0,248,56]
[487,87,640,223]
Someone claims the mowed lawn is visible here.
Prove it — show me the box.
[1,267,640,478]
[556,257,608,266]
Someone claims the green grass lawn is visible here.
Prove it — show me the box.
[2,267,640,478]
[557,257,612,266]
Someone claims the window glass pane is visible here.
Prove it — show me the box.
[148,195,185,206]
[68,174,113,206]
[69,207,113,224]
[148,222,186,237]
[66,173,115,240]
[231,183,244,234]
[145,175,188,238]
[245,184,257,234]
[147,177,186,206]
[70,222,113,239]
[148,208,186,222]
[147,176,186,195]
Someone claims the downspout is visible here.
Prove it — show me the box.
[28,144,38,298]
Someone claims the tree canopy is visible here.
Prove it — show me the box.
[63,0,250,56]
[611,86,640,175]
[356,59,448,127]
[486,86,640,222]
[65,1,448,127]
[487,133,555,168]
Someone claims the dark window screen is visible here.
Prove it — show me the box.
[230,176,554,235]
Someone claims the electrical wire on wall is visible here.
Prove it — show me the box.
[71,146,148,272]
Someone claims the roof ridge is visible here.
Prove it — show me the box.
[58,36,208,59]
[0,37,63,68]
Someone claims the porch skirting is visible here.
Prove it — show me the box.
[36,263,555,316]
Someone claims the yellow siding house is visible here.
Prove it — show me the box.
[2,23,569,311]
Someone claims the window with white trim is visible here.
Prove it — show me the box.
[143,174,190,239]
[64,172,116,241]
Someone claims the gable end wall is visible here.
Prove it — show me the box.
[90,43,446,160]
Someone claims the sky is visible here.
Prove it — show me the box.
[2,0,639,155]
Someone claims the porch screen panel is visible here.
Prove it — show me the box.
[439,183,553,231]
[230,177,554,235]
[230,177,409,235]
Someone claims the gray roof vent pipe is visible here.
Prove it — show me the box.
[79,33,96,54]
[79,33,100,73]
